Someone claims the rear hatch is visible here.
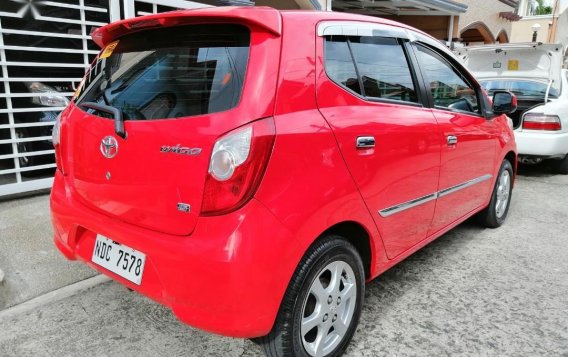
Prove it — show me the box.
[62,8,281,236]
[456,43,564,129]
[456,43,564,84]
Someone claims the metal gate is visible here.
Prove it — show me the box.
[0,0,223,197]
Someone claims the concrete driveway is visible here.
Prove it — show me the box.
[0,163,567,356]
[0,194,96,310]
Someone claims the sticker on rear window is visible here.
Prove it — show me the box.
[73,77,85,100]
[508,60,519,71]
[100,40,119,59]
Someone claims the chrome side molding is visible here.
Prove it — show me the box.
[438,174,492,198]
[378,174,493,217]
[379,192,438,217]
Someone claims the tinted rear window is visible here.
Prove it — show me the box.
[324,35,418,104]
[76,24,250,120]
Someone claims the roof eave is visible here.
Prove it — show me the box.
[413,0,468,15]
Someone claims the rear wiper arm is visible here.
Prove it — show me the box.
[80,102,126,139]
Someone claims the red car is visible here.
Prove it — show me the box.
[51,7,517,357]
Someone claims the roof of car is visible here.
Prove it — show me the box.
[92,6,432,48]
[280,9,423,30]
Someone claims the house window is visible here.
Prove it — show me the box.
[526,0,553,16]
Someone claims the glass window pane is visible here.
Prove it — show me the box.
[415,45,480,114]
[349,37,418,103]
[324,36,362,95]
[480,79,559,98]
[77,24,250,120]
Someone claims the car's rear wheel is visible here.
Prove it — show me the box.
[477,159,513,228]
[258,236,365,357]
[552,154,568,175]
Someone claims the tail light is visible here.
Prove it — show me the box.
[522,114,562,131]
[52,113,66,175]
[201,118,276,216]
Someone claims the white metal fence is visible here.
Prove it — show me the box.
[0,0,216,197]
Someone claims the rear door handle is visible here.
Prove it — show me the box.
[447,135,458,146]
[356,136,375,148]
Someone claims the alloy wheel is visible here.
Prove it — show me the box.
[300,260,357,357]
[495,170,510,218]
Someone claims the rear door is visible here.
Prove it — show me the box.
[316,23,441,259]
[412,43,499,234]
[66,23,275,236]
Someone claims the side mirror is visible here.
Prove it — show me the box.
[492,91,517,114]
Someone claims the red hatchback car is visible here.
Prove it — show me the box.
[51,7,518,357]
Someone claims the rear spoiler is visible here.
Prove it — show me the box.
[91,6,282,48]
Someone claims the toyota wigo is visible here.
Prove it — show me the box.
[456,43,568,174]
[51,7,518,357]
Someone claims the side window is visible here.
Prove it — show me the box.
[414,44,481,114]
[349,37,418,103]
[324,35,419,104]
[324,36,362,95]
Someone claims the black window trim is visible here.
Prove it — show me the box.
[403,40,432,109]
[345,38,365,100]
[409,42,490,119]
[323,35,426,109]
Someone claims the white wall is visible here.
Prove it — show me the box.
[455,0,515,42]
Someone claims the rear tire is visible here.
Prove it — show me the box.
[477,159,513,228]
[257,236,365,357]
[552,154,568,175]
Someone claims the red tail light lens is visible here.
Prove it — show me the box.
[522,114,562,131]
[201,118,276,216]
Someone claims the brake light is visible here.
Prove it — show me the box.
[127,18,162,29]
[201,118,276,216]
[522,114,562,131]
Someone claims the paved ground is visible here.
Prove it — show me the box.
[0,162,567,356]
[0,194,96,309]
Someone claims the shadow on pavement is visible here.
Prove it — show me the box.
[516,161,558,178]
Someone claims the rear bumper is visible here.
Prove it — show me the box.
[514,130,568,158]
[50,171,294,338]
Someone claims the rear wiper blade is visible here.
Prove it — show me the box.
[80,102,126,139]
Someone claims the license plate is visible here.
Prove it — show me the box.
[91,235,146,285]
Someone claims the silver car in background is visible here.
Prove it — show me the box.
[456,43,568,174]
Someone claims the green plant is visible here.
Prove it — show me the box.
[531,0,553,15]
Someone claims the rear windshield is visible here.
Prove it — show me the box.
[76,24,250,120]
[480,79,559,98]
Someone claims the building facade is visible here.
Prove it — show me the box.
[331,0,468,44]
[456,0,519,44]
[330,0,520,47]
[510,0,568,65]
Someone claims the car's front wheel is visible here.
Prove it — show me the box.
[258,235,365,357]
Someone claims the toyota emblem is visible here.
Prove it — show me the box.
[100,136,118,159]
